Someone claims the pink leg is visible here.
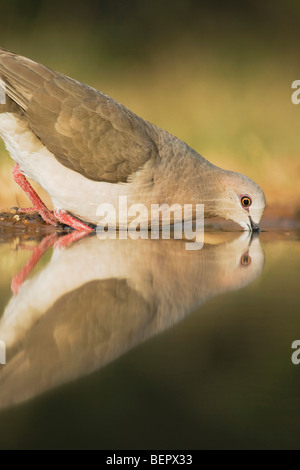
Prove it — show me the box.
[12,164,58,226]
[54,210,93,232]
[11,233,58,295]
[13,164,94,232]
[11,231,90,294]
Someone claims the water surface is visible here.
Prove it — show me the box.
[0,229,299,449]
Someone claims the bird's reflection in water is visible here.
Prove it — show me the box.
[0,232,264,409]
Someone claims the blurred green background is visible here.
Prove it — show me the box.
[0,0,299,217]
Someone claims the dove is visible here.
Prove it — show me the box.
[0,48,265,232]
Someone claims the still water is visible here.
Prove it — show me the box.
[0,229,299,449]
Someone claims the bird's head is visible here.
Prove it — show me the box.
[208,170,266,231]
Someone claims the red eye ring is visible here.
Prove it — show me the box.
[240,195,252,210]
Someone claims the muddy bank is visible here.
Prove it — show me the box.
[0,210,69,235]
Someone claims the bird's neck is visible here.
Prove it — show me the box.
[154,138,224,216]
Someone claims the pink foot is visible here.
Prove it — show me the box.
[12,164,58,226]
[12,164,94,232]
[54,230,90,250]
[54,210,93,232]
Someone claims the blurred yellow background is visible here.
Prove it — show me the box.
[0,0,299,218]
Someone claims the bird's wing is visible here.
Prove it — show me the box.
[0,48,158,183]
[0,278,156,408]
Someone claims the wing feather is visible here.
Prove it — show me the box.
[0,48,158,183]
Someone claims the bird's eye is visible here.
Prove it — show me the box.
[241,195,252,209]
[240,253,252,266]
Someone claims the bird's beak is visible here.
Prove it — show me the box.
[249,216,260,233]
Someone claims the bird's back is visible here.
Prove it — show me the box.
[0,47,162,183]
